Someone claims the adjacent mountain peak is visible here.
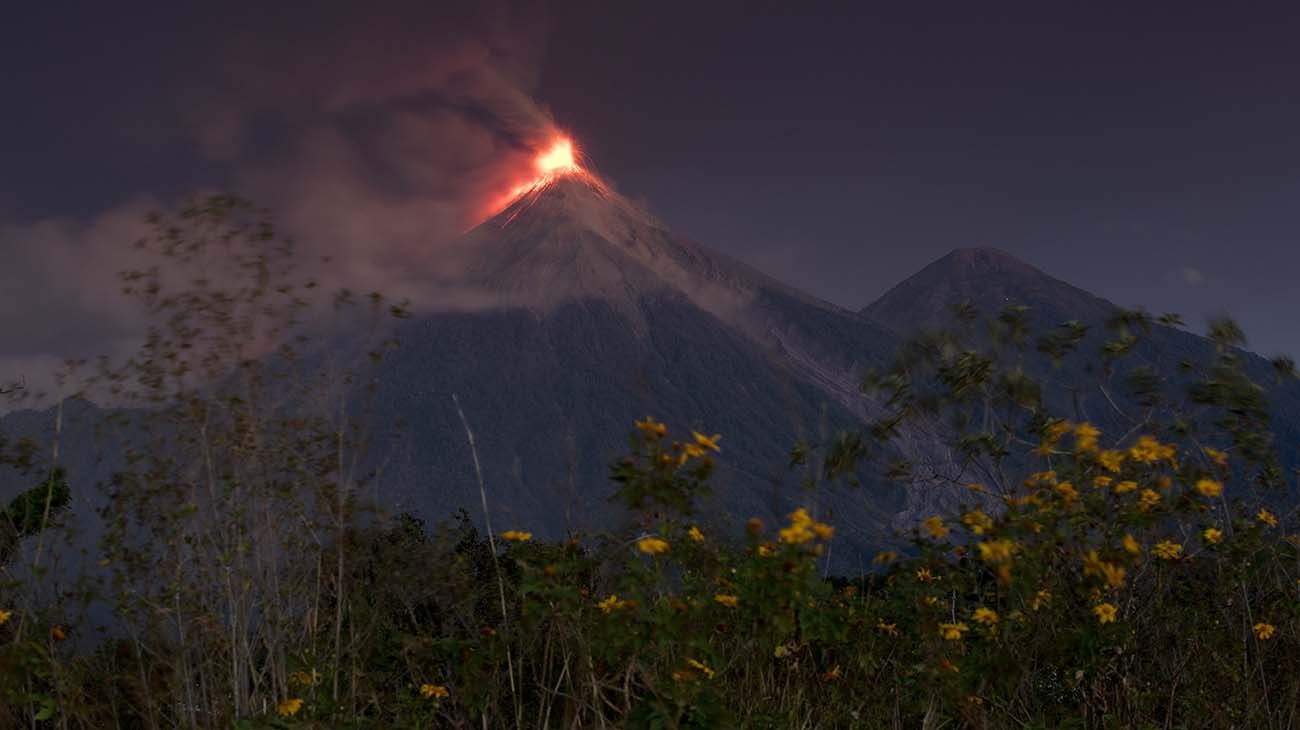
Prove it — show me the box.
[940,246,1044,277]
[862,246,1117,334]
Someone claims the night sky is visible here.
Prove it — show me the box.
[4,0,1299,380]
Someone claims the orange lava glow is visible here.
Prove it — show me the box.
[477,135,587,223]
[535,137,580,176]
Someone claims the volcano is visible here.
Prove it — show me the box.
[372,168,912,562]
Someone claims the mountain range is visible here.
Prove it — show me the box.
[4,167,1297,571]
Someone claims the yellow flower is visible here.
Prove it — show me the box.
[50,627,66,642]
[915,568,934,582]
[922,595,940,607]
[278,698,303,717]
[939,622,969,641]
[822,664,842,681]
[757,544,774,557]
[1098,450,1124,473]
[972,607,999,626]
[872,550,899,565]
[779,524,814,545]
[1027,470,1059,487]
[683,442,706,459]
[1258,509,1278,528]
[920,515,949,540]
[1045,420,1074,443]
[978,539,1016,564]
[0,610,11,626]
[1029,589,1051,610]
[1100,562,1126,589]
[1138,489,1162,511]
[773,644,791,658]
[691,431,722,452]
[289,669,321,687]
[1203,527,1223,544]
[1093,475,1113,488]
[1074,422,1101,452]
[877,620,899,636]
[420,683,449,700]
[500,530,532,542]
[687,526,705,542]
[597,595,626,614]
[713,593,739,608]
[634,416,667,439]
[1195,479,1223,498]
[812,522,835,540]
[637,537,670,555]
[963,510,994,535]
[1093,602,1118,624]
[686,658,715,679]
[1054,481,1079,502]
[1254,622,1277,640]
[1114,480,1138,494]
[1122,534,1142,555]
[1152,540,1183,560]
[1128,435,1176,464]
[1204,446,1229,466]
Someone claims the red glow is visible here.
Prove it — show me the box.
[535,138,579,176]
[478,135,587,222]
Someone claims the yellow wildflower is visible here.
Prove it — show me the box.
[0,610,11,626]
[823,664,842,681]
[872,550,899,565]
[922,595,940,607]
[1093,475,1113,488]
[1045,420,1074,443]
[1129,435,1176,464]
[939,622,969,641]
[1204,446,1229,467]
[683,442,706,459]
[978,539,1016,564]
[634,416,667,438]
[686,658,715,679]
[1203,527,1223,544]
[1074,422,1101,452]
[597,595,626,614]
[877,620,899,636]
[1254,622,1277,640]
[637,537,670,555]
[278,698,303,717]
[1027,470,1058,486]
[1195,479,1223,498]
[812,522,835,540]
[757,543,774,557]
[1098,450,1124,473]
[973,607,999,626]
[500,530,532,542]
[691,431,721,452]
[1100,562,1126,589]
[1138,489,1162,511]
[1054,481,1079,502]
[1122,534,1142,555]
[1114,480,1138,494]
[1152,540,1183,560]
[687,526,705,542]
[420,683,449,700]
[713,593,739,608]
[1029,589,1051,610]
[963,510,994,535]
[1258,509,1278,528]
[773,644,791,658]
[921,515,949,540]
[289,669,321,687]
[1093,602,1118,624]
[915,568,934,582]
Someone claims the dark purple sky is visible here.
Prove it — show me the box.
[3,0,1299,370]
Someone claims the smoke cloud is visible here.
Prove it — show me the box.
[0,0,559,404]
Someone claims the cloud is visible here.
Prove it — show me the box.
[0,0,561,405]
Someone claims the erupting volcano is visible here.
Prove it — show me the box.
[483,135,595,221]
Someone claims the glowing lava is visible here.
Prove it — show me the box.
[479,135,589,223]
[535,138,580,176]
